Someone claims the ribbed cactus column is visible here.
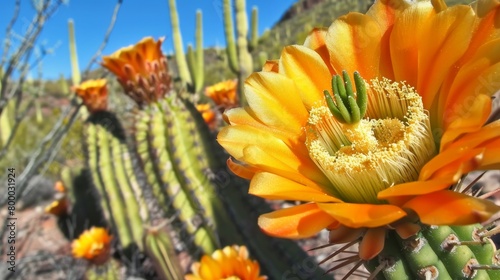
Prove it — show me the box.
[83,112,149,253]
[167,0,192,87]
[365,224,500,279]
[223,0,255,105]
[132,101,221,256]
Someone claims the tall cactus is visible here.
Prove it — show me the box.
[68,19,81,86]
[167,0,192,87]
[0,99,14,148]
[248,6,258,52]
[59,73,69,95]
[83,112,148,253]
[223,0,256,105]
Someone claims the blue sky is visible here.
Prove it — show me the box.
[0,0,297,80]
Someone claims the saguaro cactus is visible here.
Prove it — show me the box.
[222,0,256,105]
[167,0,192,87]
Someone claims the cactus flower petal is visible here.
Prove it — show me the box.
[279,45,332,109]
[186,245,266,280]
[317,203,406,228]
[359,227,386,260]
[71,227,112,265]
[258,203,337,239]
[249,172,341,202]
[403,190,500,225]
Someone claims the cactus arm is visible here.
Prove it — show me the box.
[59,73,69,95]
[110,136,147,250]
[195,10,204,93]
[95,125,134,249]
[0,99,13,148]
[68,19,80,86]
[134,104,219,255]
[223,0,239,73]
[248,6,258,52]
[234,0,253,106]
[167,0,192,86]
[144,229,184,279]
[85,123,112,223]
[186,44,196,91]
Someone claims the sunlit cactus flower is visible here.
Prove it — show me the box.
[72,227,112,265]
[101,37,172,106]
[205,79,239,111]
[73,79,108,113]
[196,103,217,130]
[217,0,500,263]
[44,181,69,217]
[185,245,267,280]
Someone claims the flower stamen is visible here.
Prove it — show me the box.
[307,77,437,203]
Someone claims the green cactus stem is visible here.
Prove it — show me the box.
[68,19,81,86]
[59,73,69,95]
[222,0,254,106]
[248,6,258,52]
[223,0,239,74]
[132,102,220,256]
[168,0,192,87]
[84,259,120,280]
[84,112,148,252]
[365,224,500,279]
[143,226,184,280]
[194,10,204,93]
[0,99,14,148]
[185,11,204,94]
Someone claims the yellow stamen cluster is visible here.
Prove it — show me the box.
[307,78,437,203]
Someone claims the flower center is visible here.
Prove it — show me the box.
[306,77,437,204]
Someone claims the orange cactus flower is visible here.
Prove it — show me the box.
[45,181,69,217]
[72,227,112,265]
[196,103,217,130]
[205,79,239,111]
[217,0,500,261]
[185,245,267,280]
[73,79,108,113]
[101,37,171,106]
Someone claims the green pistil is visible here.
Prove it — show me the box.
[324,71,367,124]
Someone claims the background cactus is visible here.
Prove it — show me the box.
[223,0,255,105]
[186,10,204,94]
[168,0,192,88]
[68,19,81,86]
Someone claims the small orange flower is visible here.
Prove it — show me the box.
[101,37,172,106]
[45,181,69,217]
[73,79,108,113]
[205,79,239,111]
[72,227,112,265]
[185,245,266,280]
[196,103,217,130]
